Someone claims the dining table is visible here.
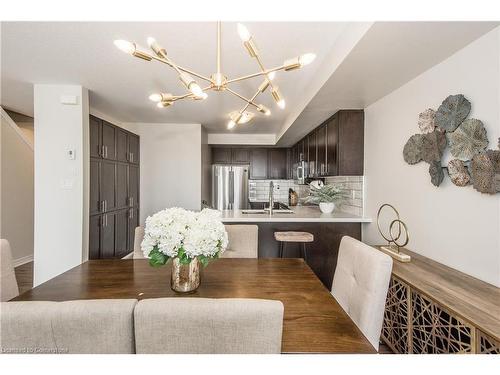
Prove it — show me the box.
[13,258,376,354]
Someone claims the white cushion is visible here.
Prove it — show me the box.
[331,236,392,351]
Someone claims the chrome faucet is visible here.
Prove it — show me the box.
[268,181,274,215]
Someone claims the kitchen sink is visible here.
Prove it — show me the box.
[241,209,294,214]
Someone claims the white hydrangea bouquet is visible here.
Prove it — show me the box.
[141,207,228,268]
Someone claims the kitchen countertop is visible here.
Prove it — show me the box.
[220,206,372,223]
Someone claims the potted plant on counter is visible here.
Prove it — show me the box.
[306,184,343,213]
[141,207,228,293]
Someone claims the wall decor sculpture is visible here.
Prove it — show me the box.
[403,93,498,194]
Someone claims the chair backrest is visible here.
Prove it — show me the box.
[1,239,20,301]
[0,299,137,354]
[221,225,258,258]
[134,298,284,354]
[133,226,145,259]
[331,236,393,351]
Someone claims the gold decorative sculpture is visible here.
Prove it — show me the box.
[377,204,411,262]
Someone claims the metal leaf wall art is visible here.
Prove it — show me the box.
[447,159,470,187]
[435,94,471,132]
[402,93,498,194]
[418,109,437,134]
[448,119,488,160]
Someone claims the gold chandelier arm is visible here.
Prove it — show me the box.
[225,87,262,109]
[225,65,285,85]
[171,85,212,101]
[253,55,277,92]
[148,54,213,83]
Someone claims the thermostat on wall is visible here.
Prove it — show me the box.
[60,95,79,105]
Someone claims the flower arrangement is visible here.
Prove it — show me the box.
[141,207,228,268]
[305,184,343,204]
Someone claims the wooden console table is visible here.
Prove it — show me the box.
[379,248,500,354]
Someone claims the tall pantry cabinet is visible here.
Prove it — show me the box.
[89,115,140,259]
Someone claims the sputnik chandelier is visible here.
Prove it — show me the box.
[114,22,316,129]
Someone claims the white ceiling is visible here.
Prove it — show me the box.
[0,21,346,134]
[277,21,500,145]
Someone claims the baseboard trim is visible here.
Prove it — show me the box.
[13,254,34,268]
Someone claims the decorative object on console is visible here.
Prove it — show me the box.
[305,184,343,214]
[141,208,228,293]
[435,94,471,132]
[403,93,499,194]
[113,22,316,129]
[376,204,410,263]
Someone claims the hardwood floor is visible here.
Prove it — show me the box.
[12,260,395,353]
[14,261,33,294]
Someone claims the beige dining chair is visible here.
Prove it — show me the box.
[331,236,393,351]
[134,298,284,354]
[1,239,20,302]
[222,224,258,258]
[121,226,145,259]
[0,299,137,354]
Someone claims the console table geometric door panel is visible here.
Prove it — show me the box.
[380,248,500,354]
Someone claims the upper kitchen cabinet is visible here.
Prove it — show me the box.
[292,109,364,177]
[307,131,317,177]
[316,124,327,176]
[249,149,268,179]
[326,114,339,176]
[268,149,287,179]
[101,120,116,160]
[231,148,250,164]
[128,134,140,165]
[116,128,129,163]
[337,110,364,176]
[212,147,232,164]
[89,116,102,159]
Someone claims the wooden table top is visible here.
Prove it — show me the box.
[13,258,375,354]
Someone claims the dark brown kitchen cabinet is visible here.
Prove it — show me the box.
[326,114,339,176]
[116,129,129,162]
[89,115,140,260]
[128,134,140,164]
[268,149,287,179]
[338,110,364,175]
[316,125,327,176]
[101,121,116,160]
[212,148,232,163]
[250,149,269,179]
[231,148,250,164]
[89,116,102,158]
[291,109,364,177]
[307,131,317,177]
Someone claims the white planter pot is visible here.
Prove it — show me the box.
[319,202,335,214]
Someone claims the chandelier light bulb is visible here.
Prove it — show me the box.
[299,53,316,66]
[156,102,165,108]
[257,105,271,116]
[147,37,156,47]
[237,23,251,42]
[278,99,286,109]
[227,120,236,129]
[114,40,135,54]
[149,93,162,102]
[267,71,276,81]
[189,83,204,97]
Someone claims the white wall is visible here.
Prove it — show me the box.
[121,123,203,223]
[33,85,89,286]
[0,108,34,265]
[363,28,500,287]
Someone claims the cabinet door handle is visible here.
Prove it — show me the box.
[101,145,105,158]
[131,153,134,163]
[104,200,107,212]
[129,209,134,219]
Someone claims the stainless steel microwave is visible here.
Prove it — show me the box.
[293,160,308,185]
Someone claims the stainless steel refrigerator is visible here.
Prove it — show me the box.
[212,165,249,210]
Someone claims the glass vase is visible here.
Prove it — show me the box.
[171,257,201,293]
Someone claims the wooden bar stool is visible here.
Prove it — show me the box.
[274,231,314,261]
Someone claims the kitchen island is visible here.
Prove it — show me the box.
[221,205,371,289]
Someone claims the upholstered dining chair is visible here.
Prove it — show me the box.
[222,224,258,258]
[0,299,137,354]
[134,298,284,354]
[1,239,20,302]
[122,226,145,259]
[331,236,393,351]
